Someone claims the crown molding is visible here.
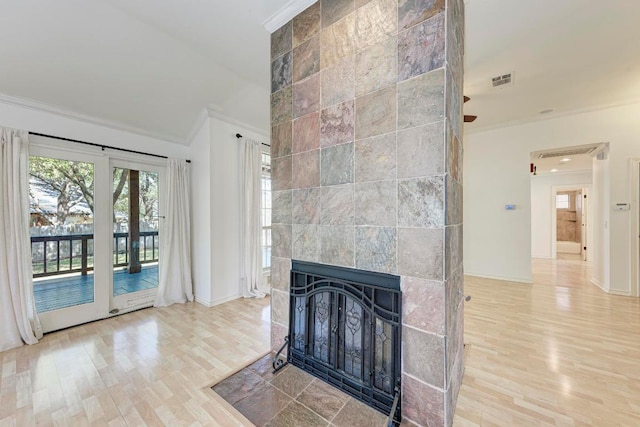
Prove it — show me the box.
[0,93,186,145]
[263,0,316,33]
[185,107,210,144]
[206,105,269,139]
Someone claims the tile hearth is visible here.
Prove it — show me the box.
[212,354,407,427]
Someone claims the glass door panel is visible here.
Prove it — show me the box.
[30,156,96,312]
[111,163,162,312]
[28,144,109,333]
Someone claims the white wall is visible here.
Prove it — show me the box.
[209,117,242,305]
[591,154,610,291]
[189,115,269,306]
[530,171,592,259]
[189,120,212,304]
[464,128,533,282]
[465,101,640,294]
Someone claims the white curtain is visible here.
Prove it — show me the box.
[0,127,42,351]
[155,159,194,307]
[240,138,266,298]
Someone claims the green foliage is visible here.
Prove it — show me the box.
[113,168,129,221]
[30,156,94,224]
[29,158,159,228]
[113,168,159,226]
[139,171,159,222]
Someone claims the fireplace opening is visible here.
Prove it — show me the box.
[286,260,402,423]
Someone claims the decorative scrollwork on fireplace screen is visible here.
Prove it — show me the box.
[288,261,401,422]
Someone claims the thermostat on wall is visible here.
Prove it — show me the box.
[614,203,630,211]
[505,204,516,210]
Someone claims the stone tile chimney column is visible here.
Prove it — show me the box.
[269,1,464,425]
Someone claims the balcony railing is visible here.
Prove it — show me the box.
[31,231,159,278]
[113,231,159,267]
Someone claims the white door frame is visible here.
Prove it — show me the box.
[109,158,166,314]
[630,159,640,297]
[551,184,592,259]
[581,191,588,261]
[30,142,111,332]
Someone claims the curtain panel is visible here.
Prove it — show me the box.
[240,138,266,298]
[0,127,42,351]
[155,159,194,307]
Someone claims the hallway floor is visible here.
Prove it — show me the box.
[455,258,640,425]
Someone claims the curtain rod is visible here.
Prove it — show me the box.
[29,131,191,163]
[235,133,270,148]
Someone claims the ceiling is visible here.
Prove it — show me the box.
[0,0,290,143]
[1,0,640,144]
[464,0,640,133]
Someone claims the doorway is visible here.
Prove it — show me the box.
[29,139,165,332]
[631,159,640,297]
[552,187,589,261]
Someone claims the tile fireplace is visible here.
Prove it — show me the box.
[269,0,465,425]
[286,261,401,422]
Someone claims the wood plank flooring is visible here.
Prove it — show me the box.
[1,258,639,426]
[455,258,640,426]
[0,298,270,426]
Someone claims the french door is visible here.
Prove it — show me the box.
[29,146,110,332]
[29,140,164,332]
[110,160,164,313]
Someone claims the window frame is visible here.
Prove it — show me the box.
[556,194,570,209]
[261,152,271,273]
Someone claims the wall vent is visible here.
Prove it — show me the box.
[492,73,513,88]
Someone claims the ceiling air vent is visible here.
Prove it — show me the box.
[535,146,598,159]
[531,144,604,159]
[492,73,513,88]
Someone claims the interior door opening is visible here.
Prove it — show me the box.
[554,188,588,261]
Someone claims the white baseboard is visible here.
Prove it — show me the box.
[590,277,609,293]
[196,293,268,307]
[609,289,632,297]
[195,294,241,307]
[464,272,533,284]
[591,277,632,296]
[194,296,214,307]
[211,293,241,307]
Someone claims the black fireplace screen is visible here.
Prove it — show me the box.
[288,261,401,420]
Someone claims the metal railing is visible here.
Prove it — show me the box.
[113,231,159,267]
[31,234,93,278]
[31,231,159,278]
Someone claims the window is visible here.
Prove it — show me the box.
[261,152,271,272]
[556,194,569,209]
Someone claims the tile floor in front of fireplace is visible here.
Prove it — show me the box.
[212,354,396,427]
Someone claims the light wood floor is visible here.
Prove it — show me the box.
[1,258,639,426]
[0,298,270,426]
[455,258,640,426]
